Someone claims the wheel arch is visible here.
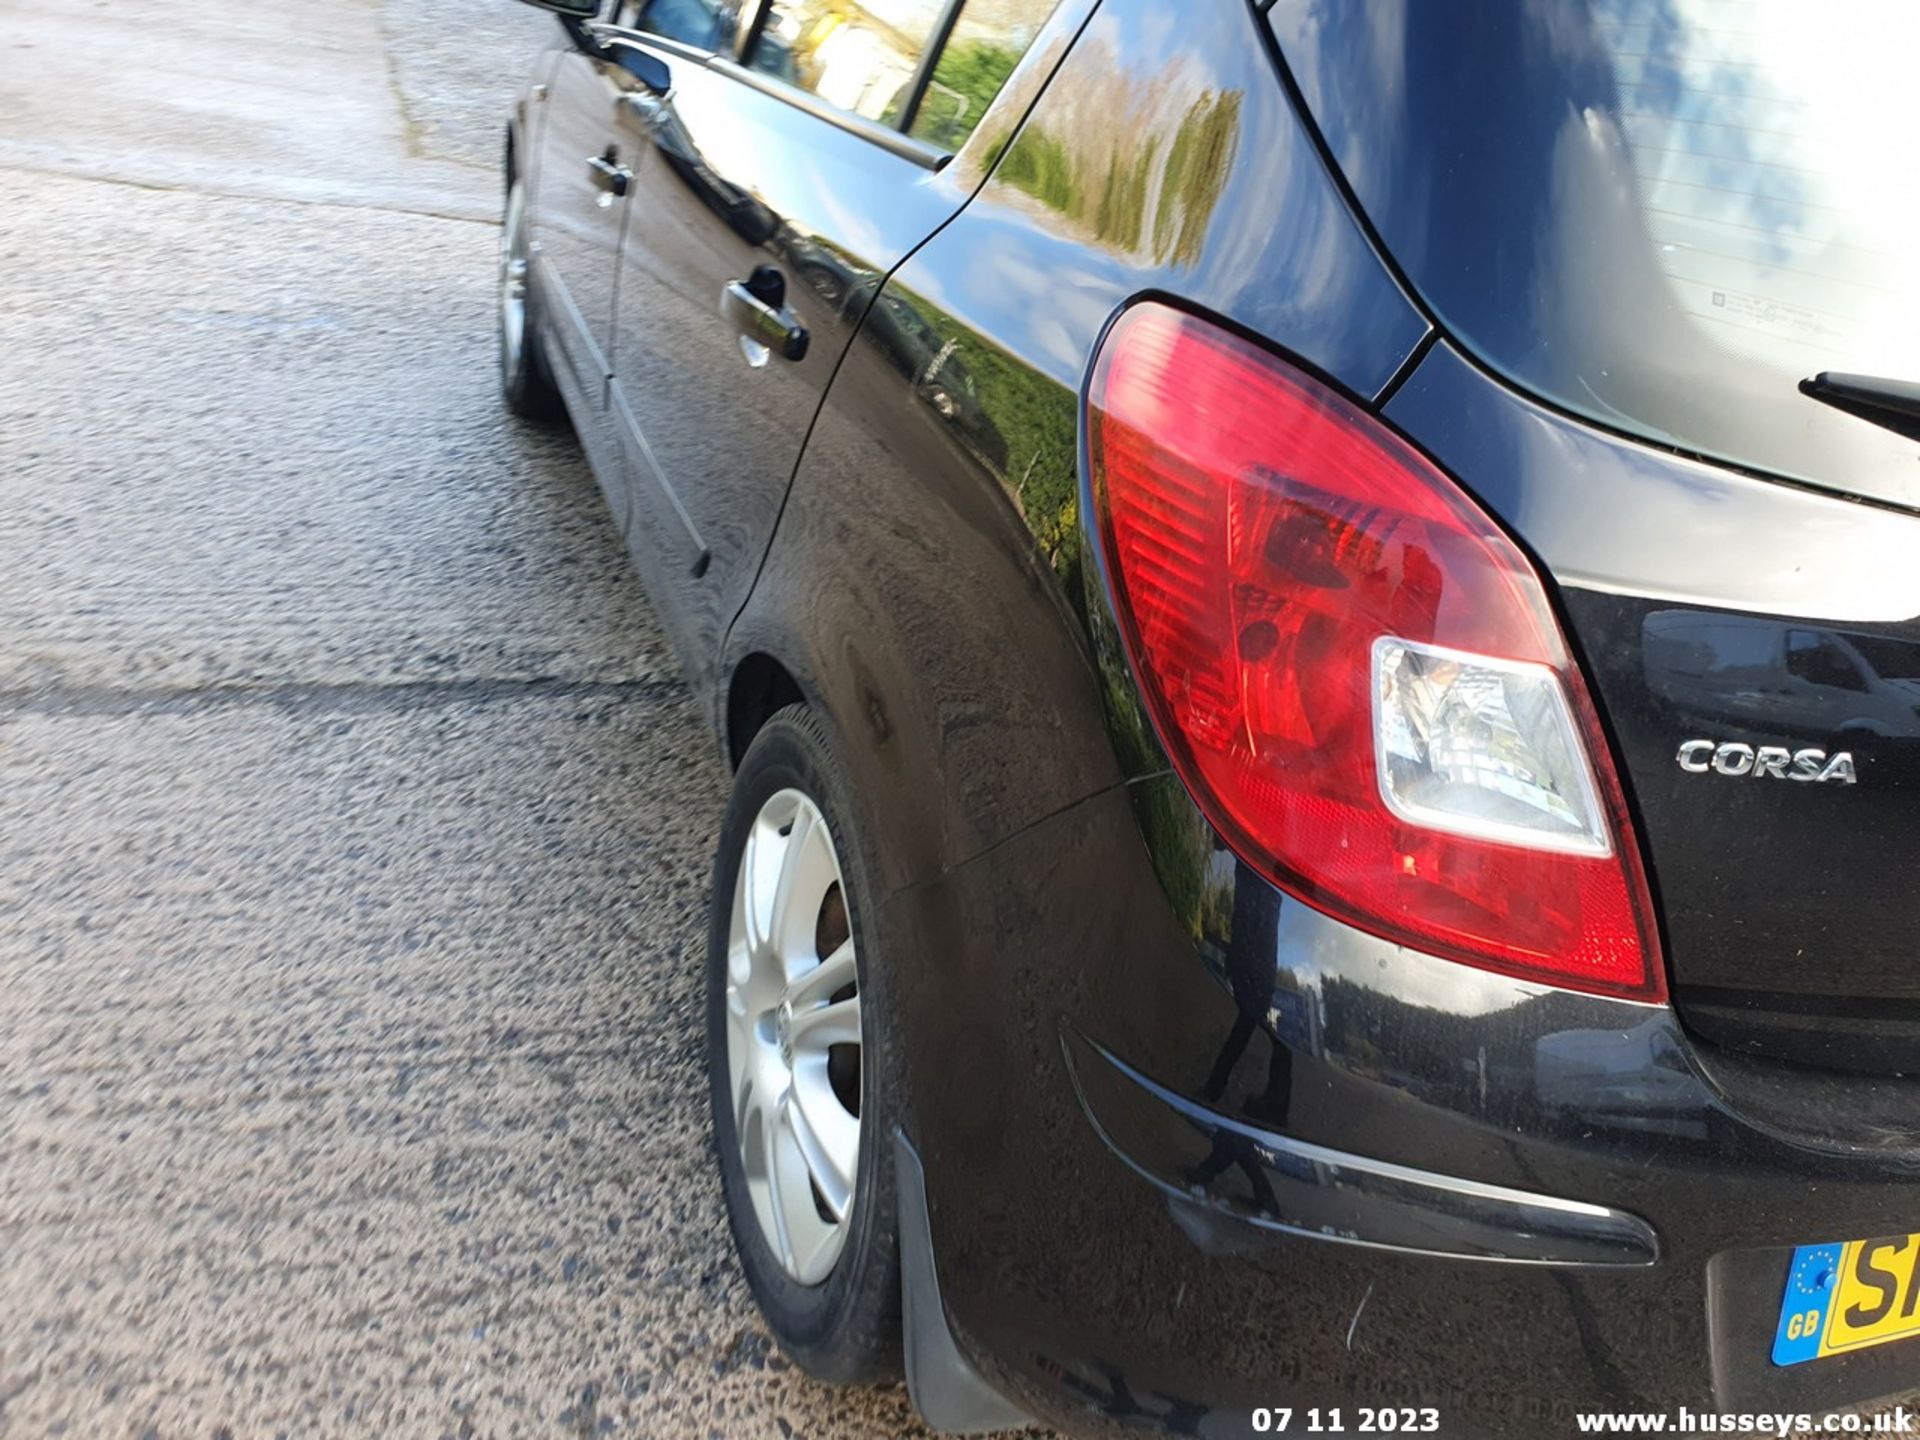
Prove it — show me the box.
[724,651,808,771]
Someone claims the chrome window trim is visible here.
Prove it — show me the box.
[584,15,952,169]
[707,55,949,170]
[582,18,716,68]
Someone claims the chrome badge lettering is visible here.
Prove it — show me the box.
[1676,739,1857,785]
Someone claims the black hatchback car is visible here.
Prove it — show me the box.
[496,0,1920,1433]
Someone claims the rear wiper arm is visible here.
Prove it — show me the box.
[1800,371,1920,443]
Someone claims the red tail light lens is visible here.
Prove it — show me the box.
[1087,304,1663,1000]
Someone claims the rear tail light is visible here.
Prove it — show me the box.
[1087,303,1663,1001]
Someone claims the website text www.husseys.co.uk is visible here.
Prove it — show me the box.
[1573,1408,1914,1434]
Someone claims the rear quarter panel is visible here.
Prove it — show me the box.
[726,3,1427,1417]
[724,0,1428,892]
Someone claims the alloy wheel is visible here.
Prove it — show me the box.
[724,789,864,1286]
[499,178,530,385]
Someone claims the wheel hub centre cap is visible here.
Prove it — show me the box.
[775,1000,795,1065]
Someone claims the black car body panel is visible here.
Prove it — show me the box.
[507,0,1920,1430]
[898,776,1920,1434]
[725,0,1427,884]
[1267,0,1920,1069]
[526,0,1100,707]
[528,39,637,509]
[603,46,954,701]
[1384,342,1920,1073]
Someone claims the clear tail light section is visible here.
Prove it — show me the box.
[1086,303,1663,1000]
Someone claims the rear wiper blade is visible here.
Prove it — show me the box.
[1800,371,1920,443]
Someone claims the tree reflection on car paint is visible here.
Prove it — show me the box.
[987,37,1242,268]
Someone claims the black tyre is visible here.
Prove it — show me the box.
[706,704,903,1384]
[499,168,563,422]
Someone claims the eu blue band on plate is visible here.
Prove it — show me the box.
[1773,1243,1843,1366]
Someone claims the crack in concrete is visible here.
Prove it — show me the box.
[0,676,687,719]
[0,160,497,226]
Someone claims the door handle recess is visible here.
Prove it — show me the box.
[722,280,809,363]
[588,154,631,197]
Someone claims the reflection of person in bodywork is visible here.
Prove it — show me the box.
[1042,1354,1210,1436]
[625,0,736,49]
[1186,856,1292,1213]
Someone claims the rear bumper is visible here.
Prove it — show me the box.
[1061,1025,1659,1270]
[891,777,1920,1437]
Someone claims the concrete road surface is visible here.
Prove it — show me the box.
[0,2,960,1435]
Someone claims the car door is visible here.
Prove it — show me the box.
[530,15,658,510]
[603,0,1059,696]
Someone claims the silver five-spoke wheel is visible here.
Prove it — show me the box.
[725,788,863,1287]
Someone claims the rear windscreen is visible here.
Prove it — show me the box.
[1271,0,1920,510]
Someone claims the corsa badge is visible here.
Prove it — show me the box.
[1676,739,1857,785]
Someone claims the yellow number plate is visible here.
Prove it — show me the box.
[1774,1236,1920,1365]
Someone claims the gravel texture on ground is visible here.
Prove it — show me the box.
[0,1,959,1434]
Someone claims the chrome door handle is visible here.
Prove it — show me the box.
[588,154,631,197]
[722,279,809,363]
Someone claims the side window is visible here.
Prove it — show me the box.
[906,0,1058,152]
[743,0,947,126]
[616,0,746,52]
